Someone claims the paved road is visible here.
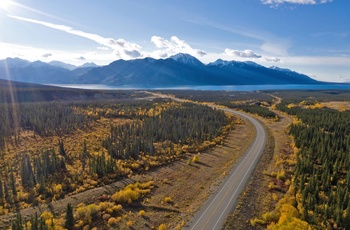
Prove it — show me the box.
[145,92,267,230]
[185,108,266,230]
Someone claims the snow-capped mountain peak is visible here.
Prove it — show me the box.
[269,66,293,72]
[208,59,230,66]
[169,53,203,66]
[79,62,99,68]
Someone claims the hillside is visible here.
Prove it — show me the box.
[0,54,319,87]
[0,79,140,103]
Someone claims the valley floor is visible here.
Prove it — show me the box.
[1,117,255,229]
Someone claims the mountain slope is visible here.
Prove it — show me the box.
[77,54,317,86]
[49,61,77,70]
[0,54,319,86]
[0,58,92,84]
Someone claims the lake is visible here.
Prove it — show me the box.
[51,84,350,91]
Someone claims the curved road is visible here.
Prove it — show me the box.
[185,108,266,230]
[145,92,267,230]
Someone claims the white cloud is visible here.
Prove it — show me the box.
[7,14,142,59]
[124,50,141,58]
[151,50,169,58]
[0,42,117,65]
[97,46,110,51]
[261,0,333,5]
[224,49,262,58]
[76,56,86,61]
[265,57,281,62]
[42,53,52,58]
[151,36,207,58]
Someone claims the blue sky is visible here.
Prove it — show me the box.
[0,0,349,82]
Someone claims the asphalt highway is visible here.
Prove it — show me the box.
[185,108,266,230]
[145,92,267,230]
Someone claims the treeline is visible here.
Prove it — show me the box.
[0,79,141,104]
[0,99,164,150]
[160,90,274,103]
[269,90,350,102]
[157,90,277,119]
[102,102,228,160]
[0,99,232,214]
[278,101,350,228]
[221,101,277,119]
[0,102,87,143]
[75,99,167,120]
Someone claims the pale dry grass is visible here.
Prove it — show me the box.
[321,101,350,111]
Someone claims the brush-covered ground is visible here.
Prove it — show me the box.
[1,91,258,229]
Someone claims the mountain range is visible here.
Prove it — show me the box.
[0,53,319,86]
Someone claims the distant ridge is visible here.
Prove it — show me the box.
[0,78,137,103]
[0,54,319,86]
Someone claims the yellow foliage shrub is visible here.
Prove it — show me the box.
[270,217,311,230]
[279,204,299,219]
[111,182,152,204]
[158,223,167,230]
[126,220,133,227]
[87,203,100,216]
[164,197,172,203]
[76,205,92,225]
[52,183,63,200]
[262,211,280,223]
[192,155,199,163]
[112,204,123,213]
[139,181,154,189]
[108,217,121,226]
[75,220,85,229]
[277,170,286,181]
[40,211,53,220]
[99,201,114,211]
[52,184,63,194]
[131,162,140,170]
[250,218,266,227]
[139,210,146,216]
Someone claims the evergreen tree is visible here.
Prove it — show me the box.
[58,140,66,157]
[0,179,3,199]
[10,170,17,196]
[81,141,88,171]
[4,181,11,204]
[11,213,23,230]
[64,203,74,230]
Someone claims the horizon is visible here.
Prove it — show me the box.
[0,53,321,76]
[0,0,349,82]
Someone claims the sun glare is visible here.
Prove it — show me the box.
[0,0,13,10]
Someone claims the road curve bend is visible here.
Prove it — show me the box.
[185,108,266,230]
[144,92,267,230]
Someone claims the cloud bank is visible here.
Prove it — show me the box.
[8,15,142,59]
[151,36,207,58]
[261,0,333,5]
